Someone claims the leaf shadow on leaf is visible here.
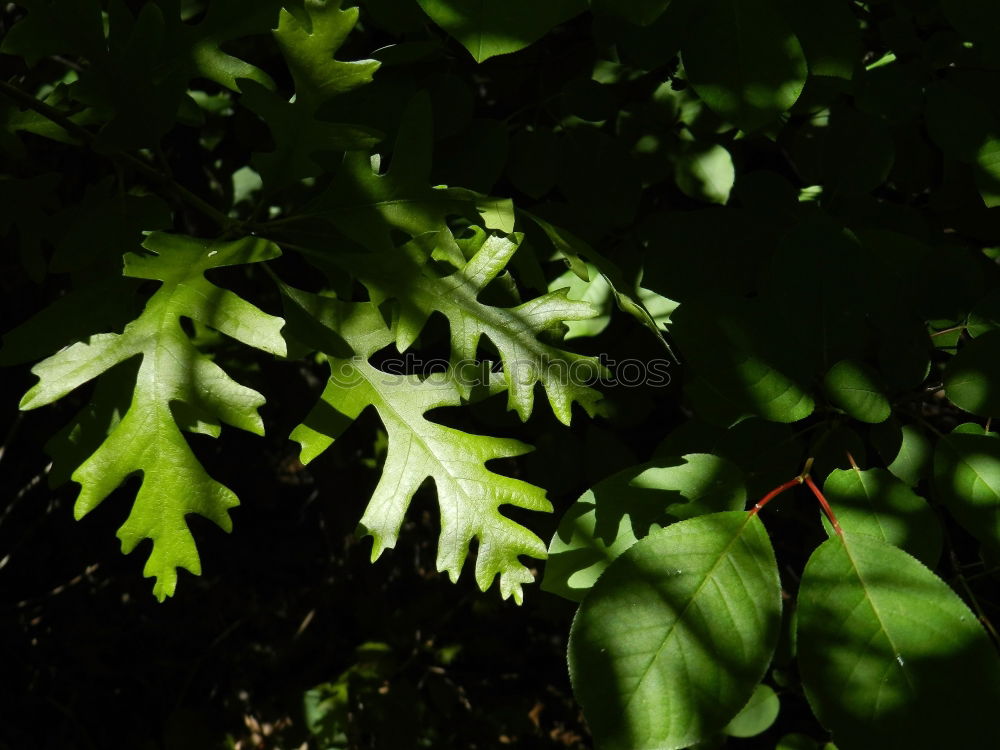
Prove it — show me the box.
[933,430,1000,555]
[797,545,1000,748]
[569,513,781,750]
[544,455,746,602]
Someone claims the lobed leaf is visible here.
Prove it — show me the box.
[20,233,285,600]
[339,231,607,425]
[284,288,552,603]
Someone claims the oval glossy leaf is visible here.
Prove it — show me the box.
[682,0,807,131]
[945,329,1000,417]
[723,683,780,738]
[569,512,782,750]
[543,454,745,601]
[821,468,941,566]
[416,0,587,62]
[672,300,815,425]
[798,532,1000,748]
[823,359,891,423]
[934,427,1000,552]
[675,144,735,205]
[871,420,932,487]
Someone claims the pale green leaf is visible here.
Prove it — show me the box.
[548,263,613,340]
[338,231,606,424]
[242,0,381,190]
[285,289,551,602]
[19,234,285,600]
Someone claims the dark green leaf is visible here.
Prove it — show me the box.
[682,0,807,131]
[416,0,587,62]
[591,0,674,27]
[945,330,1000,417]
[798,532,1000,748]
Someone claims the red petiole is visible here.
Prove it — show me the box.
[747,457,844,536]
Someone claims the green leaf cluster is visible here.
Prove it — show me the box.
[5,0,1000,747]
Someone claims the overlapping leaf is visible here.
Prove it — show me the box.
[821,468,941,566]
[337,230,606,424]
[19,233,286,600]
[282,286,551,602]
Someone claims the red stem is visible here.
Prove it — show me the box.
[804,475,843,536]
[748,477,801,517]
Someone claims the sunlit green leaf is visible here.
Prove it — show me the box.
[284,288,550,603]
[723,684,780,738]
[934,426,1000,552]
[19,234,286,600]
